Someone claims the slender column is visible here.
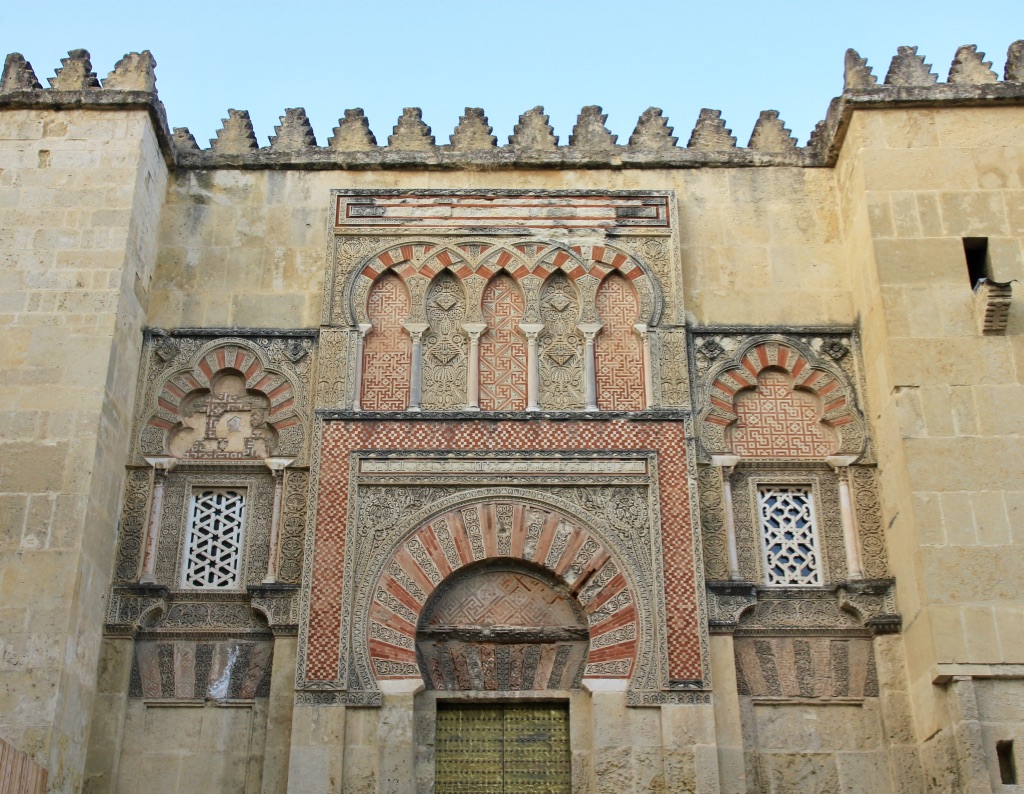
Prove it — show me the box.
[519,323,543,411]
[827,455,864,580]
[634,323,653,409]
[711,454,742,581]
[462,323,487,411]
[262,457,295,584]
[139,456,177,584]
[578,323,602,412]
[403,322,428,411]
[351,323,372,411]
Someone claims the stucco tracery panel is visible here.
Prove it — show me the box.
[693,333,868,461]
[594,273,644,411]
[133,335,312,464]
[729,371,837,458]
[362,272,412,410]
[421,270,469,410]
[538,274,584,410]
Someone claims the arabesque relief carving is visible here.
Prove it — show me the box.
[132,334,312,464]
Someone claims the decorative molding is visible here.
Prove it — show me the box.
[707,580,899,636]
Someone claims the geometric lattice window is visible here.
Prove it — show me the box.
[757,485,822,586]
[182,488,246,588]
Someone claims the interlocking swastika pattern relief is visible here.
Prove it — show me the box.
[183,489,246,588]
[362,273,411,410]
[595,274,644,410]
[480,274,527,411]
[730,371,837,458]
[758,485,822,586]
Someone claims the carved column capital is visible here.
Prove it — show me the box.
[352,325,372,411]
[519,323,543,411]
[402,322,429,343]
[403,322,429,411]
[262,457,294,584]
[461,322,487,340]
[825,454,859,477]
[825,455,864,580]
[462,323,487,411]
[139,456,178,585]
[710,454,742,581]
[519,322,544,340]
[710,454,741,475]
[143,455,178,477]
[264,456,295,476]
[578,323,603,411]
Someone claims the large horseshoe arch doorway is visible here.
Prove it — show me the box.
[420,560,583,793]
[367,499,642,793]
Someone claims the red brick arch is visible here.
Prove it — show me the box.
[368,500,639,683]
[350,240,662,326]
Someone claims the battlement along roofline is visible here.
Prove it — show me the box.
[2,42,1023,170]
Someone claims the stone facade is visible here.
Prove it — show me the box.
[0,41,1022,792]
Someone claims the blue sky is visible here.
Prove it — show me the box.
[2,1,1021,147]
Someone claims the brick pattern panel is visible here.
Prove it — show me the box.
[729,371,837,458]
[594,274,644,411]
[480,274,527,411]
[308,419,698,682]
[361,273,411,410]
[0,737,46,794]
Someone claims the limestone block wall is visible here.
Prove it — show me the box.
[113,700,268,793]
[1,40,1023,793]
[837,102,1024,790]
[0,102,167,791]
[149,166,853,333]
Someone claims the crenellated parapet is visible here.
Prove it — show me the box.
[3,42,1024,169]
